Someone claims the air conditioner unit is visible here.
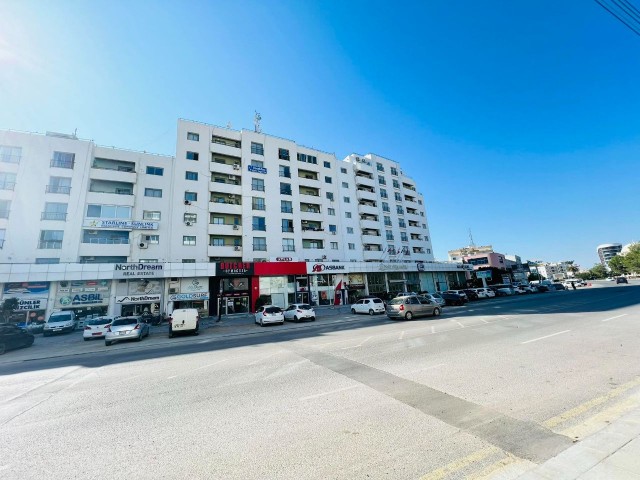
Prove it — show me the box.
[184,200,191,205]
[168,288,177,294]
[185,221,192,226]
[87,230,98,235]
[233,164,240,170]
[228,175,235,180]
[234,246,241,251]
[233,225,239,230]
[139,242,148,249]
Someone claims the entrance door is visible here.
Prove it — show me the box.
[224,296,249,314]
[295,292,309,304]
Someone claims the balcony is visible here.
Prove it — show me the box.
[407,208,420,216]
[300,202,321,215]
[41,212,68,221]
[298,169,319,183]
[211,161,242,176]
[209,200,242,216]
[302,240,325,250]
[207,224,242,236]
[358,203,378,216]
[301,221,323,233]
[211,136,241,157]
[363,247,384,261]
[38,241,62,249]
[210,180,241,196]
[299,187,320,197]
[45,185,71,195]
[356,188,377,202]
[360,219,380,230]
[0,181,15,191]
[89,180,134,196]
[208,245,242,257]
[402,182,416,191]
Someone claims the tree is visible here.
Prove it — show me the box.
[528,272,544,282]
[622,243,640,274]
[607,255,627,277]
[0,298,19,323]
[565,260,580,276]
[589,264,608,279]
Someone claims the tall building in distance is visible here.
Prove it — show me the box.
[597,243,622,270]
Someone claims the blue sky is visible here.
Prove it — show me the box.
[1,0,638,268]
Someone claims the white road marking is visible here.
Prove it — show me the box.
[341,336,373,349]
[398,330,405,340]
[455,321,465,328]
[521,330,570,345]
[195,359,229,371]
[431,326,435,334]
[602,314,627,322]
[248,350,283,366]
[166,375,178,379]
[408,363,446,374]
[480,318,489,324]
[298,385,359,401]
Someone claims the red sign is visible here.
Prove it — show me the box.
[217,262,254,276]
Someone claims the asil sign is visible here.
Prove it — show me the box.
[58,293,105,306]
[311,264,345,273]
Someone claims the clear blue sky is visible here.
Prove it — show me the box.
[1,0,638,269]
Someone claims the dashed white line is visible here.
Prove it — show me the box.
[480,318,489,324]
[195,359,229,371]
[455,321,465,329]
[398,330,405,340]
[341,336,373,350]
[431,326,435,334]
[602,314,627,322]
[298,385,359,401]
[521,330,570,345]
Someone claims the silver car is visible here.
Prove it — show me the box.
[386,295,442,320]
[419,293,446,307]
[105,316,150,346]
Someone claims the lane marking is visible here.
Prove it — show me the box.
[431,326,435,334]
[248,350,283,366]
[455,321,465,329]
[195,358,229,371]
[419,446,500,480]
[407,363,446,374]
[466,453,522,480]
[341,336,373,350]
[480,318,489,324]
[521,330,570,345]
[561,394,640,440]
[543,376,640,429]
[602,313,627,322]
[298,384,359,401]
[398,330,405,340]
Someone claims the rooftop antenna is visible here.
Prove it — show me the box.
[254,111,262,133]
[468,228,475,247]
[226,121,232,129]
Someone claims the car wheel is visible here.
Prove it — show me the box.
[83,337,89,341]
[105,341,112,347]
[137,333,143,342]
[369,309,374,315]
[0,343,6,355]
[294,315,298,322]
[260,318,264,327]
[433,307,441,317]
[311,316,316,321]
[351,308,356,314]
[405,312,413,321]
[43,331,49,337]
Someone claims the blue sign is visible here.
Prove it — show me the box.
[248,165,267,174]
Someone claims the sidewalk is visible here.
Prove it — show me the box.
[512,407,640,479]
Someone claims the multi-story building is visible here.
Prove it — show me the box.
[531,262,570,280]
[597,243,622,270]
[0,121,470,323]
[448,245,493,262]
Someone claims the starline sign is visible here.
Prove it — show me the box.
[311,263,345,273]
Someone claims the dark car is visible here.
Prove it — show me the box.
[616,277,628,284]
[462,289,479,301]
[439,292,466,306]
[553,283,566,291]
[140,312,163,326]
[536,284,551,292]
[0,324,35,355]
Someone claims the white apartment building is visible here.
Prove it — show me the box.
[597,243,622,270]
[534,262,569,280]
[0,121,469,324]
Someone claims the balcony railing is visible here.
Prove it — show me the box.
[38,241,63,249]
[89,188,133,195]
[252,185,265,192]
[83,238,130,244]
[0,181,15,190]
[1,154,21,164]
[282,246,296,252]
[41,212,68,221]
[46,185,71,194]
[282,227,294,233]
[0,209,9,218]
[92,164,136,173]
[253,244,267,251]
[50,159,74,169]
[281,207,293,213]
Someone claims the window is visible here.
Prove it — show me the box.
[279,148,290,160]
[329,224,337,233]
[145,188,162,198]
[185,171,198,181]
[139,259,158,263]
[0,145,21,164]
[343,196,350,203]
[399,219,406,228]
[251,178,265,191]
[146,166,164,176]
[39,230,64,249]
[376,162,384,172]
[384,216,392,226]
[427,248,431,254]
[325,176,332,184]
[297,153,317,164]
[250,159,264,168]
[211,237,224,246]
[386,230,394,241]
[186,151,199,161]
[348,243,355,250]
[253,237,267,251]
[281,200,293,213]
[346,227,354,234]
[331,242,338,250]
[0,172,16,190]
[184,191,198,202]
[147,234,160,244]
[279,165,291,178]
[0,200,10,218]
[401,232,408,242]
[388,245,396,255]
[378,175,386,185]
[252,197,266,210]
[182,259,196,263]
[342,182,349,188]
[42,202,68,221]
[86,204,131,219]
[323,161,331,168]
[425,235,429,241]
[396,206,404,215]
[252,216,266,231]
[394,192,402,202]
[345,212,352,219]
[340,167,347,174]
[390,167,398,176]
[328,208,335,216]
[143,211,161,221]
[51,151,75,169]
[251,142,264,155]
[35,257,60,264]
[282,238,295,251]
[187,132,199,141]
[281,219,294,232]
[380,188,388,199]
[184,213,197,224]
[418,199,423,205]
[326,192,334,201]
[183,236,196,246]
[393,179,400,189]
[211,216,224,224]
[47,176,71,194]
[382,202,390,212]
[280,182,292,195]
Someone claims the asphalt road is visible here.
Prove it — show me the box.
[1,281,639,479]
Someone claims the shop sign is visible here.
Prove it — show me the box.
[115,294,162,304]
[114,263,165,278]
[84,220,159,230]
[168,292,209,301]
[3,282,50,297]
[181,278,208,293]
[128,279,163,295]
[378,263,408,272]
[217,262,253,276]
[310,263,345,273]
[271,257,298,262]
[248,165,267,174]
[15,298,48,311]
[416,262,425,272]
[57,293,106,307]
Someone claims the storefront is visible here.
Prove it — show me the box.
[54,280,111,318]
[167,277,209,316]
[2,282,49,328]
[113,278,163,316]
[254,261,308,309]
[210,262,254,316]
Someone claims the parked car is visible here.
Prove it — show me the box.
[105,316,150,346]
[83,316,115,341]
[394,292,418,297]
[169,308,200,337]
[536,284,551,292]
[419,293,446,306]
[491,286,515,296]
[474,288,495,299]
[440,292,466,306]
[15,319,45,334]
[254,305,284,326]
[0,324,34,355]
[351,298,386,315]
[616,277,628,284]
[462,289,479,301]
[386,295,441,320]
[553,283,566,291]
[140,312,163,326]
[284,303,316,322]
[444,290,468,302]
[43,311,77,336]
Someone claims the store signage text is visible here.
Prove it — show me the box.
[15,299,47,311]
[84,220,159,230]
[114,263,165,278]
[116,294,162,304]
[58,294,104,306]
[169,292,209,301]
[247,165,267,174]
[311,264,345,272]
[217,262,253,275]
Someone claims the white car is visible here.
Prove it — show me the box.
[83,316,116,341]
[351,298,386,315]
[475,288,495,298]
[255,305,284,326]
[283,304,316,322]
[420,293,446,306]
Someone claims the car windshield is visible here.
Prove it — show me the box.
[296,304,311,310]
[48,314,71,322]
[87,318,112,325]
[112,318,138,326]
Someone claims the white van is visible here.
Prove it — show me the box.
[43,310,77,336]
[168,308,200,338]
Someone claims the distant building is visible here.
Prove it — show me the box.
[505,254,527,282]
[533,262,569,280]
[448,245,493,262]
[597,243,622,270]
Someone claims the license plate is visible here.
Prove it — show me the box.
[174,324,183,329]
[92,333,101,336]
[119,331,129,335]
[53,329,62,332]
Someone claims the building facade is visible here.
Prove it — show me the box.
[597,243,622,270]
[0,121,468,322]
